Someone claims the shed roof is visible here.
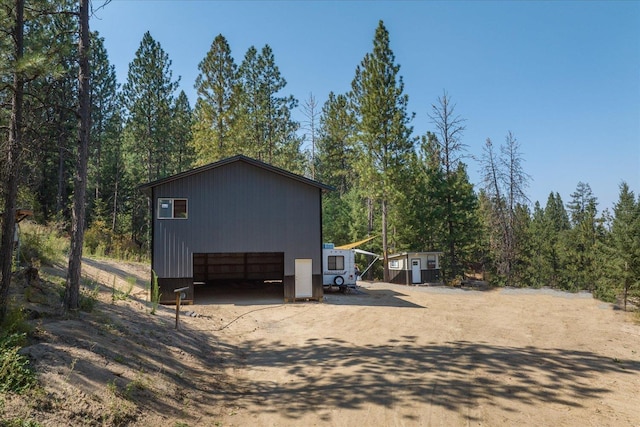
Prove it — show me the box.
[139,154,334,194]
[388,251,443,260]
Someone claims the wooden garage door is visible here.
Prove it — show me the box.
[193,252,284,282]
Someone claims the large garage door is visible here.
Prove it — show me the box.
[193,252,284,283]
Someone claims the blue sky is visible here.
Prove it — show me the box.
[91,1,639,213]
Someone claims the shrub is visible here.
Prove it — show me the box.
[0,417,42,427]
[0,333,37,394]
[18,222,67,267]
[593,282,617,304]
[84,220,113,256]
[111,276,136,304]
[79,281,101,312]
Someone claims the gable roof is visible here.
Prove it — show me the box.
[139,154,334,194]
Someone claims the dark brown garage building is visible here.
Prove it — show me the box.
[139,155,332,303]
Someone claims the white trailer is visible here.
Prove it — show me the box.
[322,243,380,292]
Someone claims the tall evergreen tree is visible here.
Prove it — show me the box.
[191,34,237,165]
[170,90,194,173]
[0,0,25,321]
[0,0,73,317]
[601,182,639,309]
[101,111,126,233]
[316,92,356,194]
[349,20,416,281]
[412,132,447,252]
[21,0,78,222]
[121,31,179,183]
[87,31,120,223]
[527,199,553,286]
[565,182,601,290]
[480,132,530,284]
[428,92,479,280]
[65,0,90,311]
[543,192,570,287]
[235,44,304,172]
[316,92,357,245]
[121,31,179,248]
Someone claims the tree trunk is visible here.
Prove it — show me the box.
[65,0,90,311]
[56,142,66,216]
[446,192,456,281]
[111,179,118,231]
[0,0,24,322]
[382,198,389,282]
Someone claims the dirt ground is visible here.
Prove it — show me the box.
[3,257,640,426]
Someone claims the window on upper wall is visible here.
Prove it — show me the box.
[389,260,400,269]
[158,198,188,219]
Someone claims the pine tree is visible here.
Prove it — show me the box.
[302,93,319,179]
[543,192,570,287]
[87,31,120,223]
[316,92,357,245]
[100,111,127,233]
[415,132,446,251]
[0,0,25,321]
[602,182,640,309]
[121,31,179,249]
[316,92,356,194]
[349,20,416,281]
[169,90,194,173]
[121,31,179,183]
[235,44,304,172]
[512,203,533,286]
[480,132,530,284]
[428,93,484,281]
[391,140,442,256]
[527,201,550,286]
[22,0,78,222]
[192,34,237,165]
[65,0,90,311]
[565,182,601,290]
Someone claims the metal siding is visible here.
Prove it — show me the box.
[152,161,322,279]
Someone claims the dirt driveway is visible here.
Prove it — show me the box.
[174,281,640,426]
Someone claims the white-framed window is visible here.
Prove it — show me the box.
[328,255,344,270]
[427,254,437,269]
[158,198,188,219]
[389,260,399,269]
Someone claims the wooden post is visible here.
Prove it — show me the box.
[406,254,410,286]
[174,286,189,330]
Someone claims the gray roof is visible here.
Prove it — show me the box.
[139,154,334,194]
[388,252,443,259]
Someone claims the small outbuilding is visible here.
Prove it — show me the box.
[387,252,443,285]
[139,155,332,304]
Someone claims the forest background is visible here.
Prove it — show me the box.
[0,0,639,315]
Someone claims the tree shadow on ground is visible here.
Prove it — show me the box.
[21,286,235,424]
[211,335,640,422]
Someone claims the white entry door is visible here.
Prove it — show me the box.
[295,259,313,298]
[411,259,421,284]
